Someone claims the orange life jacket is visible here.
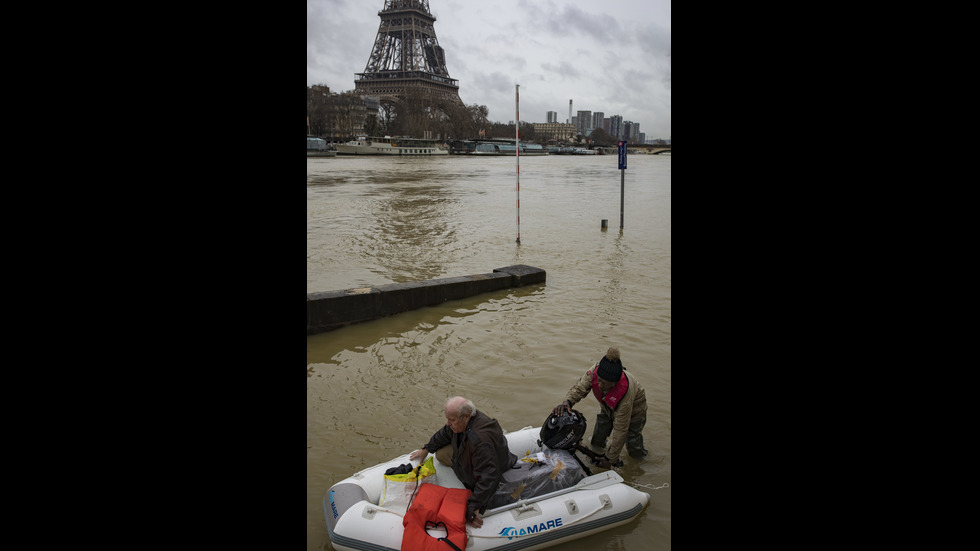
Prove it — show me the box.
[402,484,472,551]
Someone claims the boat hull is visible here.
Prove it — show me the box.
[335,139,448,156]
[323,426,650,551]
[307,150,337,157]
[454,141,549,156]
[469,151,549,156]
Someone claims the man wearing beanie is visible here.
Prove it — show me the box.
[552,346,647,467]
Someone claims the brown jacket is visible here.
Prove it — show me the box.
[564,367,647,462]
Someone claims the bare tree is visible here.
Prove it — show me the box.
[588,128,616,146]
[331,92,365,139]
[306,84,332,136]
[309,84,494,141]
[389,86,433,137]
[445,103,489,139]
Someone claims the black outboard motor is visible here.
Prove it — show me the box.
[538,409,598,475]
[539,409,588,450]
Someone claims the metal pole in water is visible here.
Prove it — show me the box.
[617,140,627,231]
[515,83,521,244]
[620,167,625,230]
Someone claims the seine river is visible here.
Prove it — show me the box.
[307,152,671,550]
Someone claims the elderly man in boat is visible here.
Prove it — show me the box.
[409,396,518,528]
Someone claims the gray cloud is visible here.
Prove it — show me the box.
[308,0,670,139]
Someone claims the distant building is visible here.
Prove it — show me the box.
[623,121,640,142]
[307,85,369,139]
[577,110,592,133]
[609,115,623,139]
[532,122,576,141]
[308,84,331,98]
[521,102,651,143]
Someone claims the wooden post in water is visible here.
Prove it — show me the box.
[515,84,521,244]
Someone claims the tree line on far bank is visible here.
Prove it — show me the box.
[307,84,620,146]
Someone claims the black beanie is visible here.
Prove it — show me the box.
[596,356,623,382]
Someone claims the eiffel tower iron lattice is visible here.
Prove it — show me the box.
[354,0,463,107]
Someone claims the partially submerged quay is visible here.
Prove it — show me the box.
[307,265,546,334]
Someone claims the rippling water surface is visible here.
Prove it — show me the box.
[307,154,671,550]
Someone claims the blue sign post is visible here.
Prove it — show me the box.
[617,141,626,229]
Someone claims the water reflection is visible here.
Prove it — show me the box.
[306,284,546,369]
[363,182,459,282]
[595,230,632,326]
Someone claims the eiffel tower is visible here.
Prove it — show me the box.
[354,0,463,107]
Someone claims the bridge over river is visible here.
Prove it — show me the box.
[595,144,671,155]
[634,144,671,154]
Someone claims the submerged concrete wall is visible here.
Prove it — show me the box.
[307,264,546,335]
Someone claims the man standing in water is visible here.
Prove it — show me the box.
[553,346,648,467]
[410,396,517,528]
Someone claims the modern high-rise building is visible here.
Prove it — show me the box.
[592,112,604,131]
[623,121,640,142]
[609,115,624,139]
[546,111,558,123]
[577,110,592,133]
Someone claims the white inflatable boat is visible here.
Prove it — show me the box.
[323,425,650,551]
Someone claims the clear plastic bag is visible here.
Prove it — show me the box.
[380,456,436,509]
[488,449,586,509]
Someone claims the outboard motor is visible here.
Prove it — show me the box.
[539,409,588,450]
[539,409,593,475]
[539,409,621,472]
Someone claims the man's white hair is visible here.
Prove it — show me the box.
[445,396,476,417]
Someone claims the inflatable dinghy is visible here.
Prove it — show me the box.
[323,420,650,551]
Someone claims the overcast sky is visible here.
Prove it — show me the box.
[307,0,671,140]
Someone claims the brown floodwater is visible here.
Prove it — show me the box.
[307,153,671,550]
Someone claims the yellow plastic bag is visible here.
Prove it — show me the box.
[379,456,436,509]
